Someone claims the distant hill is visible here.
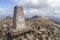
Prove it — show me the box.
[0,16,60,28]
[47,16,60,25]
[26,16,60,28]
[32,16,49,19]
[32,15,60,25]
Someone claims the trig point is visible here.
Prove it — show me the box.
[12,6,25,29]
[11,6,29,35]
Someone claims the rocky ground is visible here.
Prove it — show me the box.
[12,23,60,40]
[0,23,60,40]
[0,17,60,40]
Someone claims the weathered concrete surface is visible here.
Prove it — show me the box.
[11,6,29,35]
[12,6,25,29]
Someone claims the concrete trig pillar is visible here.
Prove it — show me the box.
[12,6,29,35]
[12,6,25,29]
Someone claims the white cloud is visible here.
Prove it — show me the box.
[24,7,60,18]
[48,0,60,7]
[12,0,49,8]
[0,8,6,13]
[0,8,13,17]
[31,0,38,5]
[3,0,60,18]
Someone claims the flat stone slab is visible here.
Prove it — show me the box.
[11,26,30,35]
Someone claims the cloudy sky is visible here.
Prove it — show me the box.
[0,0,60,18]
